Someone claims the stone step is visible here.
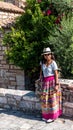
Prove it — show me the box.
[0,88,41,116]
[63,102,73,117]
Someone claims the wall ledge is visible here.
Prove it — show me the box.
[0,88,41,115]
[59,79,73,90]
[0,78,73,117]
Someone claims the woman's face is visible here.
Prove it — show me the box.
[44,53,52,61]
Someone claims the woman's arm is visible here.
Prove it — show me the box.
[39,67,43,80]
[54,70,59,91]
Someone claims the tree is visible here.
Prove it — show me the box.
[49,18,73,78]
[3,0,73,89]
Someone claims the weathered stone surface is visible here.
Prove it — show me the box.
[7,98,16,105]
[13,95,21,101]
[16,75,24,86]
[0,88,41,113]
[0,96,7,104]
[63,102,73,117]
[0,83,73,117]
[0,5,25,90]
[4,104,11,109]
[0,108,73,130]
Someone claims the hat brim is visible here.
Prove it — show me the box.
[41,52,53,55]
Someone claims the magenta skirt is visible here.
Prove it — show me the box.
[41,76,62,120]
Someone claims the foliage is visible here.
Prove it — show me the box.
[3,0,73,78]
[49,18,73,78]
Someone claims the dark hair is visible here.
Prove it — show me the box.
[51,53,55,60]
[41,53,55,64]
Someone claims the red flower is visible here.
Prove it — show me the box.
[46,9,52,15]
[55,17,61,24]
[37,0,41,3]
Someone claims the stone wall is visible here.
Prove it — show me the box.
[0,29,25,90]
[60,79,73,117]
[0,80,73,117]
[0,88,41,115]
[0,4,25,90]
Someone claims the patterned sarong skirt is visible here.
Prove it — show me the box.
[41,76,62,120]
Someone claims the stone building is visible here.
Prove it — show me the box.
[4,0,26,8]
[0,1,25,90]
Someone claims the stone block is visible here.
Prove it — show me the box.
[0,103,3,107]
[14,95,21,101]
[17,85,25,90]
[63,102,73,117]
[16,75,24,86]
[0,47,2,50]
[6,94,13,98]
[35,102,41,110]
[70,96,73,102]
[7,98,16,105]
[2,46,7,50]
[19,100,36,110]
[10,81,17,86]
[4,104,11,109]
[9,77,16,81]
[22,91,40,102]
[0,56,3,60]
[0,97,7,104]
[2,65,9,69]
[8,86,16,89]
[1,60,6,64]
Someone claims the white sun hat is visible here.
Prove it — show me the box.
[41,47,53,55]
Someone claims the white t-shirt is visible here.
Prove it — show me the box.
[42,60,58,77]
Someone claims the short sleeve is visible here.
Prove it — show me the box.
[40,61,42,66]
[52,61,58,70]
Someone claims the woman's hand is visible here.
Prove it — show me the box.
[39,75,42,81]
[55,84,59,91]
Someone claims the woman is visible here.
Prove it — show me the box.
[40,47,62,123]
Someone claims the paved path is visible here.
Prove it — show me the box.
[0,108,73,130]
